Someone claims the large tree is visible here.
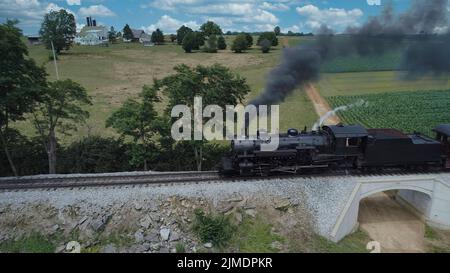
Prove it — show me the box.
[176,25,193,45]
[151,29,164,44]
[160,64,251,171]
[0,20,47,176]
[123,24,133,41]
[106,85,161,171]
[39,9,76,53]
[217,36,227,50]
[182,32,197,53]
[200,21,222,37]
[274,26,281,36]
[32,80,92,174]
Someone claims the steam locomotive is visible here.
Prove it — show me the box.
[220,124,450,176]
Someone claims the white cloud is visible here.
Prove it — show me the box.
[66,0,81,6]
[79,5,116,17]
[282,25,300,33]
[0,0,75,29]
[146,0,202,11]
[260,2,290,11]
[296,5,363,32]
[142,15,200,34]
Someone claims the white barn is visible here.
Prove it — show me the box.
[75,26,109,46]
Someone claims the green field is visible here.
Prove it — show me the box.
[328,90,450,136]
[22,37,317,141]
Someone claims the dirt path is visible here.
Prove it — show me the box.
[305,83,341,125]
[358,192,425,253]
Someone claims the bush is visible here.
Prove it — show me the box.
[203,34,218,53]
[257,32,278,47]
[217,36,227,50]
[182,32,197,53]
[260,39,271,53]
[192,209,235,247]
[231,34,249,53]
[244,33,253,48]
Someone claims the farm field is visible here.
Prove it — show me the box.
[316,71,450,97]
[21,36,319,141]
[327,89,450,137]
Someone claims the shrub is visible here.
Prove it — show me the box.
[203,34,218,53]
[182,32,197,53]
[192,209,235,247]
[231,34,249,53]
[257,32,278,47]
[217,36,227,50]
[260,39,271,53]
[244,33,253,47]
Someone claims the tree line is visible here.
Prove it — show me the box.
[0,17,252,177]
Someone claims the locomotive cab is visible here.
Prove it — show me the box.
[322,124,368,156]
[433,124,450,169]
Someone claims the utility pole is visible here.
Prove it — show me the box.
[51,40,60,80]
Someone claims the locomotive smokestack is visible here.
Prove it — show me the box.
[86,17,90,27]
[93,20,97,27]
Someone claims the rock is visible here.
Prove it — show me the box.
[144,233,159,243]
[169,232,180,242]
[274,199,291,211]
[159,247,170,253]
[90,217,106,231]
[139,215,153,229]
[234,212,243,224]
[78,216,88,225]
[218,204,234,214]
[55,245,66,253]
[160,228,171,241]
[245,209,257,218]
[270,241,283,251]
[150,243,160,251]
[103,244,117,253]
[134,202,143,211]
[49,224,59,235]
[204,243,213,248]
[191,246,197,253]
[142,243,151,252]
[134,230,144,243]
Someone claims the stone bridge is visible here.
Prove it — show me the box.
[330,173,450,242]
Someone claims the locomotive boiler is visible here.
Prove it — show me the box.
[220,124,450,176]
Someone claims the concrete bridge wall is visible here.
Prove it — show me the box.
[329,173,450,242]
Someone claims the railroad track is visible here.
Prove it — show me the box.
[0,168,447,191]
[0,171,221,190]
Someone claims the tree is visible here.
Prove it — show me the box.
[170,34,177,43]
[257,32,278,47]
[32,80,92,174]
[204,34,218,53]
[244,33,253,48]
[182,32,197,53]
[151,28,164,44]
[106,85,161,171]
[260,39,272,53]
[123,24,133,41]
[0,20,47,176]
[39,9,76,54]
[217,36,227,50]
[231,34,249,53]
[160,64,251,171]
[193,31,205,50]
[200,21,223,37]
[274,26,281,36]
[108,26,117,43]
[177,25,192,45]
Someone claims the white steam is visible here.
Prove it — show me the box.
[312,99,368,131]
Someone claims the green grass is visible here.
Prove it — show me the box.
[327,89,450,136]
[0,232,56,253]
[317,71,450,97]
[232,217,285,253]
[311,229,371,253]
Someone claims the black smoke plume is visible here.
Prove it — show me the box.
[250,0,450,106]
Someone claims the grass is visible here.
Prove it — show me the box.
[0,232,56,253]
[232,217,285,253]
[327,89,450,136]
[317,71,450,97]
[310,229,371,253]
[424,225,450,253]
[22,37,303,141]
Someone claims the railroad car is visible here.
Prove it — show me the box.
[220,124,450,176]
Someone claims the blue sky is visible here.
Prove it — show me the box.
[0,0,418,35]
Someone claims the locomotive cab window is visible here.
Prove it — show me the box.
[346,137,361,147]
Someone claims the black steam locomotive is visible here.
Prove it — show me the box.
[220,124,450,176]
